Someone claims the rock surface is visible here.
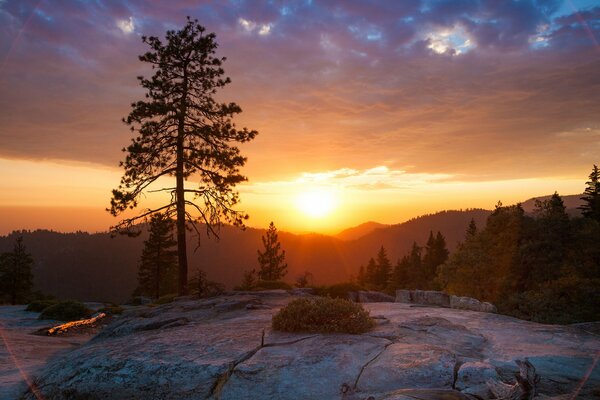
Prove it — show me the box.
[395,289,498,313]
[0,305,95,399]
[5,291,598,400]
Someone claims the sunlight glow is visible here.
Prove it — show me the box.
[295,188,336,218]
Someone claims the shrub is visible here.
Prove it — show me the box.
[98,305,124,315]
[39,300,92,321]
[25,299,58,313]
[272,297,375,334]
[313,282,364,299]
[252,280,292,291]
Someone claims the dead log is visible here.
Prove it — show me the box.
[487,359,540,400]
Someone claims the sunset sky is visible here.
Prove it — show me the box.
[0,0,599,235]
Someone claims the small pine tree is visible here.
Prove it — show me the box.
[137,213,178,299]
[238,269,257,290]
[0,237,34,305]
[357,264,366,285]
[391,255,410,289]
[422,232,449,289]
[408,241,422,286]
[365,257,377,287]
[579,165,600,222]
[257,222,288,281]
[295,271,314,288]
[466,218,477,239]
[375,246,392,289]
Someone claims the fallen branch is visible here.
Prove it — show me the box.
[487,359,540,400]
[36,313,107,336]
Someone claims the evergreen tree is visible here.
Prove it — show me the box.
[365,257,377,287]
[0,237,33,305]
[375,246,392,289]
[257,222,287,281]
[137,213,178,299]
[357,264,366,285]
[391,255,410,289]
[408,241,422,285]
[237,269,257,290]
[189,268,224,298]
[109,18,258,295]
[579,165,600,222]
[466,218,477,239]
[422,231,449,289]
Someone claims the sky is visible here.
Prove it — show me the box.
[0,0,599,235]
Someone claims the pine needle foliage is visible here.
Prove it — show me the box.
[137,213,178,299]
[108,18,258,295]
[257,222,288,281]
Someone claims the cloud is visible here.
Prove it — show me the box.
[241,166,454,195]
[116,16,135,34]
[238,17,272,36]
[0,0,598,183]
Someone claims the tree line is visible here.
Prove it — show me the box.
[356,165,600,323]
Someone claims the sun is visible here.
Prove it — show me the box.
[296,188,336,218]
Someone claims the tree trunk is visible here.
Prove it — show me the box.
[176,131,188,296]
[156,246,161,300]
[176,67,189,296]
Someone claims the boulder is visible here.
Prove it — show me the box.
[450,296,485,312]
[411,290,451,307]
[395,290,411,303]
[455,361,500,398]
[357,291,395,303]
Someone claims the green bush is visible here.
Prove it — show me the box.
[98,305,124,315]
[313,282,364,299]
[25,299,58,313]
[39,300,92,321]
[272,297,375,334]
[252,280,292,291]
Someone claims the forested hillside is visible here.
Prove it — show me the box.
[0,209,489,302]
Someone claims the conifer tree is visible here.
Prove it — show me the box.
[0,237,33,305]
[137,213,178,299]
[375,246,392,289]
[365,257,377,286]
[109,18,258,295]
[391,255,410,289]
[257,222,288,281]
[466,218,477,239]
[579,165,600,222]
[422,231,449,288]
[408,241,422,285]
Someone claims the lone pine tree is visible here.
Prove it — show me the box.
[137,213,178,299]
[109,18,257,295]
[579,164,600,222]
[0,236,33,305]
[257,222,288,281]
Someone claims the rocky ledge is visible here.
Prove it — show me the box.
[21,291,600,399]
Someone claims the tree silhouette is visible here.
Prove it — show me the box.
[0,237,33,305]
[579,164,600,222]
[136,213,178,299]
[374,246,392,288]
[109,18,258,295]
[466,218,477,239]
[257,222,288,281]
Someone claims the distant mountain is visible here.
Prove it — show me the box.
[521,193,583,217]
[335,221,389,241]
[0,209,492,303]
